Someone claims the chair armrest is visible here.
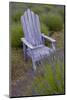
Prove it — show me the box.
[41,33,56,43]
[21,38,33,49]
[41,33,56,50]
[21,38,44,49]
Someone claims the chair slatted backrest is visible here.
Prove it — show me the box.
[21,9,42,46]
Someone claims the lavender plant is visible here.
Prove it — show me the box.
[32,49,64,96]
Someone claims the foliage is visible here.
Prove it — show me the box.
[32,51,64,95]
[10,2,64,48]
[52,32,64,48]
[11,23,23,47]
[41,23,49,35]
[58,8,65,22]
[12,12,23,23]
[40,14,47,22]
[43,5,54,12]
[31,5,44,14]
[45,13,63,31]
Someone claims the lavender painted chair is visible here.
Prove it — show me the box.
[21,9,56,71]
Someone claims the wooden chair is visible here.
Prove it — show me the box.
[21,9,56,71]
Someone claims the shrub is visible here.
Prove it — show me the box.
[44,5,54,12]
[41,23,49,35]
[45,13,63,31]
[58,8,65,22]
[12,12,23,22]
[11,22,23,47]
[31,6,43,14]
[32,50,64,95]
[40,14,47,22]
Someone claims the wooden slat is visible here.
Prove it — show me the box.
[27,9,34,35]
[21,9,42,46]
[35,14,41,33]
[24,11,35,45]
[21,38,33,49]
[26,10,34,36]
[21,16,28,40]
[35,15,42,43]
[31,11,39,45]
[31,11,42,45]
[21,38,44,49]
[41,34,56,42]
[26,9,36,46]
[35,14,42,44]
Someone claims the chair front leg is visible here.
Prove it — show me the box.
[31,51,36,71]
[23,42,28,61]
[32,60,36,71]
[51,42,56,50]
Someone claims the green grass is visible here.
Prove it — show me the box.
[44,13,63,32]
[58,7,65,22]
[43,5,54,12]
[32,51,64,95]
[10,22,23,47]
[41,23,49,35]
[31,5,44,14]
[40,13,47,22]
[12,12,23,23]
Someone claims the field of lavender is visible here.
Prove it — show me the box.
[10,2,65,97]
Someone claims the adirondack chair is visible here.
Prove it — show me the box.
[21,9,56,71]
